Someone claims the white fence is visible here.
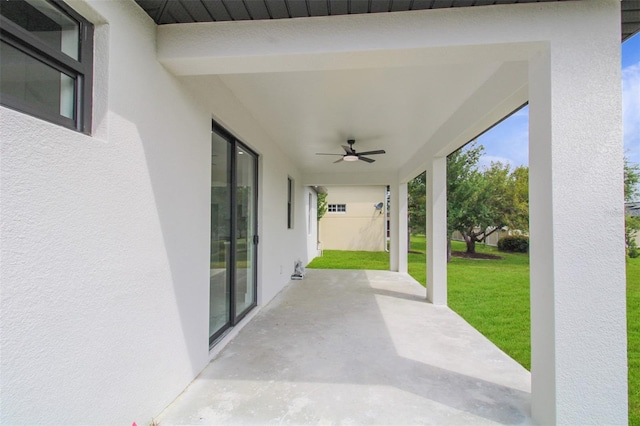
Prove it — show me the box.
[451,227,526,247]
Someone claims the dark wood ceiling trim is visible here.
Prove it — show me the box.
[198,0,215,21]
[156,0,170,23]
[283,0,293,18]
[264,0,274,19]
[178,1,197,22]
[219,0,234,20]
[241,0,254,20]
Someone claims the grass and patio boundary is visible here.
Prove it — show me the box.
[307,236,640,425]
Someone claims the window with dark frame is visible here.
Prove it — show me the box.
[0,0,93,133]
[328,204,346,213]
[287,177,294,229]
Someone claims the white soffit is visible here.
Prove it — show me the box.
[158,2,609,182]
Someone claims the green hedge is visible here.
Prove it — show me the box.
[497,235,529,253]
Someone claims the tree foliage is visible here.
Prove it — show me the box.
[625,157,640,203]
[406,141,529,257]
[446,142,529,255]
[317,192,328,221]
[408,171,426,234]
[627,215,640,258]
[625,157,640,257]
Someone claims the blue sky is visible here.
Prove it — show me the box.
[477,33,640,170]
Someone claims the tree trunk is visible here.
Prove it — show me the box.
[465,235,476,253]
[447,238,452,263]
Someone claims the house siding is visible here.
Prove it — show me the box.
[320,186,387,251]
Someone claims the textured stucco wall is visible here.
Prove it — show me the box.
[178,74,314,305]
[0,1,210,423]
[320,186,386,251]
[0,0,313,424]
[528,2,627,424]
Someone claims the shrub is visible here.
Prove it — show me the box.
[498,235,529,253]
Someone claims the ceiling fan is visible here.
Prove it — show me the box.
[316,139,386,163]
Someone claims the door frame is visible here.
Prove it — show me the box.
[210,120,259,347]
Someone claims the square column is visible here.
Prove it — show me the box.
[528,5,627,423]
[426,158,447,305]
[398,182,409,274]
[389,182,399,272]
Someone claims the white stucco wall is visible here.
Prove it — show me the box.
[0,0,314,424]
[178,74,315,304]
[319,186,386,251]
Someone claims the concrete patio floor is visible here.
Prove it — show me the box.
[157,269,532,425]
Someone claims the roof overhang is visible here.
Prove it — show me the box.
[135,0,640,41]
[134,0,633,184]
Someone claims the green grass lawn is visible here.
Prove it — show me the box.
[307,236,640,424]
[629,255,640,425]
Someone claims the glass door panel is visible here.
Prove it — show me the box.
[234,145,257,320]
[209,132,232,342]
[209,123,258,347]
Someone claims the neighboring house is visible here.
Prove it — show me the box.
[320,186,387,251]
[1,1,637,424]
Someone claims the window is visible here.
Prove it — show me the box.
[328,204,346,213]
[0,0,93,133]
[287,177,294,229]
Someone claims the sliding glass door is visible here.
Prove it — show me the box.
[210,123,258,346]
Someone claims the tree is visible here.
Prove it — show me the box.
[482,162,529,233]
[625,156,640,202]
[408,171,426,235]
[447,142,498,254]
[625,157,640,257]
[510,166,529,232]
[446,142,529,256]
[317,192,328,221]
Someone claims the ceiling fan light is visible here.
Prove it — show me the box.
[343,154,359,162]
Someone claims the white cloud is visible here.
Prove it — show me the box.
[623,61,640,165]
[477,155,516,171]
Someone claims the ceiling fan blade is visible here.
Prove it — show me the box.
[342,145,355,154]
[316,153,343,156]
[359,156,376,163]
[333,158,344,163]
[357,149,386,156]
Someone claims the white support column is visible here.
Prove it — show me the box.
[398,182,409,274]
[426,159,447,305]
[389,182,399,272]
[528,5,627,423]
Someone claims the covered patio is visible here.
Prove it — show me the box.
[158,270,531,425]
[2,0,635,423]
[156,2,628,421]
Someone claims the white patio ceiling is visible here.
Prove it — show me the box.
[140,0,638,184]
[214,59,526,181]
[157,4,546,184]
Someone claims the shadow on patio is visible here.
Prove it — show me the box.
[157,269,531,425]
